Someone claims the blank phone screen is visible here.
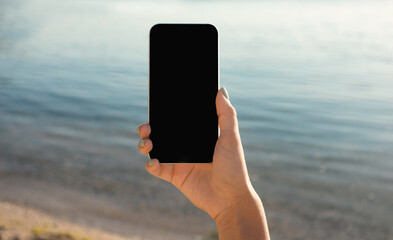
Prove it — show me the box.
[149,24,218,163]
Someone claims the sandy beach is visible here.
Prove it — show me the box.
[1,164,392,240]
[0,200,137,240]
[0,174,216,240]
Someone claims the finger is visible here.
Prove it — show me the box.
[216,87,238,135]
[137,123,151,139]
[145,159,174,183]
[138,138,153,155]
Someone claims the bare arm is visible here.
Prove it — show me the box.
[215,187,270,240]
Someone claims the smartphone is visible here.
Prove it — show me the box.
[149,23,219,163]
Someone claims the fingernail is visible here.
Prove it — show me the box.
[220,87,229,100]
[137,125,141,135]
[147,159,154,167]
[139,139,145,148]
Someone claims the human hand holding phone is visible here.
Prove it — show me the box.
[138,88,270,240]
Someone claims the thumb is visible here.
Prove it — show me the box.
[216,87,238,135]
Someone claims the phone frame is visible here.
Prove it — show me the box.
[148,23,220,163]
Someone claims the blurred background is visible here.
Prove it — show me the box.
[0,0,393,239]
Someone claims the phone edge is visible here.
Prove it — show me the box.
[148,23,220,164]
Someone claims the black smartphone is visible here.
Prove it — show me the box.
[149,23,219,163]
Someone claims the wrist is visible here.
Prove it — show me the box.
[214,187,270,240]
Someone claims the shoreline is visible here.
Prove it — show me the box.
[0,174,217,240]
[0,200,138,240]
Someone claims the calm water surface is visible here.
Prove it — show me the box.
[0,0,393,239]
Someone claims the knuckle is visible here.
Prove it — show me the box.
[222,104,237,117]
[228,105,237,116]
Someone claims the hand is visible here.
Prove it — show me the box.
[138,87,251,218]
[137,87,270,239]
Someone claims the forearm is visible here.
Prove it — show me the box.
[214,188,270,240]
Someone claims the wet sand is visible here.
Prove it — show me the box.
[0,174,215,240]
[0,200,137,240]
[1,160,392,240]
